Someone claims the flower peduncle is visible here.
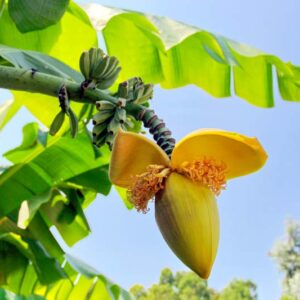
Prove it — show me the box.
[134,106,176,157]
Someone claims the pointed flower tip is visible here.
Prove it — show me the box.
[155,173,219,280]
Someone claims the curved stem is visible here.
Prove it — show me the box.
[126,104,176,157]
[0,65,118,104]
[0,65,176,156]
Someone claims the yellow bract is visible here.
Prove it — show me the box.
[171,129,267,179]
[109,131,169,188]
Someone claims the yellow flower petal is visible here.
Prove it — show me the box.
[109,130,170,188]
[171,129,267,179]
[155,173,219,279]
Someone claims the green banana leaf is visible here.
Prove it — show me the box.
[0,234,133,300]
[0,123,110,216]
[0,0,4,18]
[0,99,21,131]
[0,44,83,81]
[0,288,44,299]
[1,122,111,245]
[8,0,70,33]
[84,3,300,108]
[0,1,97,128]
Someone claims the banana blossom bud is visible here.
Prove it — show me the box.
[109,129,267,278]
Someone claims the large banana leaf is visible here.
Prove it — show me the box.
[0,122,110,217]
[0,1,97,128]
[84,3,300,108]
[4,123,111,247]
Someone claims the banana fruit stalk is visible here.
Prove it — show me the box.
[79,48,121,90]
[155,173,219,279]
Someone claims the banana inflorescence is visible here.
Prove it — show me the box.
[79,48,121,90]
[50,49,155,146]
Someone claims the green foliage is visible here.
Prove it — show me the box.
[218,280,257,300]
[0,237,133,299]
[0,1,97,128]
[0,99,20,131]
[0,44,83,81]
[8,0,70,33]
[130,268,255,300]
[0,123,110,217]
[270,220,300,300]
[85,3,300,108]
[0,0,4,18]
[0,287,44,299]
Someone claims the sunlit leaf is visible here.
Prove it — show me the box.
[17,190,52,228]
[115,186,134,210]
[0,2,97,128]
[5,122,46,164]
[0,232,66,285]
[0,240,133,299]
[0,125,105,217]
[40,190,91,247]
[67,165,111,196]
[85,3,300,107]
[0,99,20,131]
[0,0,4,18]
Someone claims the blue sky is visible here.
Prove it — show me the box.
[1,0,300,299]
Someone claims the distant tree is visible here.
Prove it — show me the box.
[130,268,256,300]
[217,280,257,300]
[270,219,300,300]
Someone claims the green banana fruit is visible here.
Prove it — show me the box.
[96,67,121,90]
[92,110,114,125]
[79,51,90,80]
[107,115,121,134]
[79,48,121,90]
[67,108,78,138]
[115,108,126,123]
[105,133,115,149]
[92,122,107,137]
[50,110,65,136]
[101,56,119,79]
[92,55,110,79]
[93,133,106,147]
[96,100,116,111]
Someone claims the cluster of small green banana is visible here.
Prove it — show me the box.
[92,99,133,149]
[79,48,121,90]
[116,77,154,104]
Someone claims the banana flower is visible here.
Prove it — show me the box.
[109,129,267,278]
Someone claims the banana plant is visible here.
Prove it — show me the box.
[0,0,297,299]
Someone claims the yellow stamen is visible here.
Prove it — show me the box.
[128,158,227,212]
[128,165,171,213]
[176,158,227,196]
